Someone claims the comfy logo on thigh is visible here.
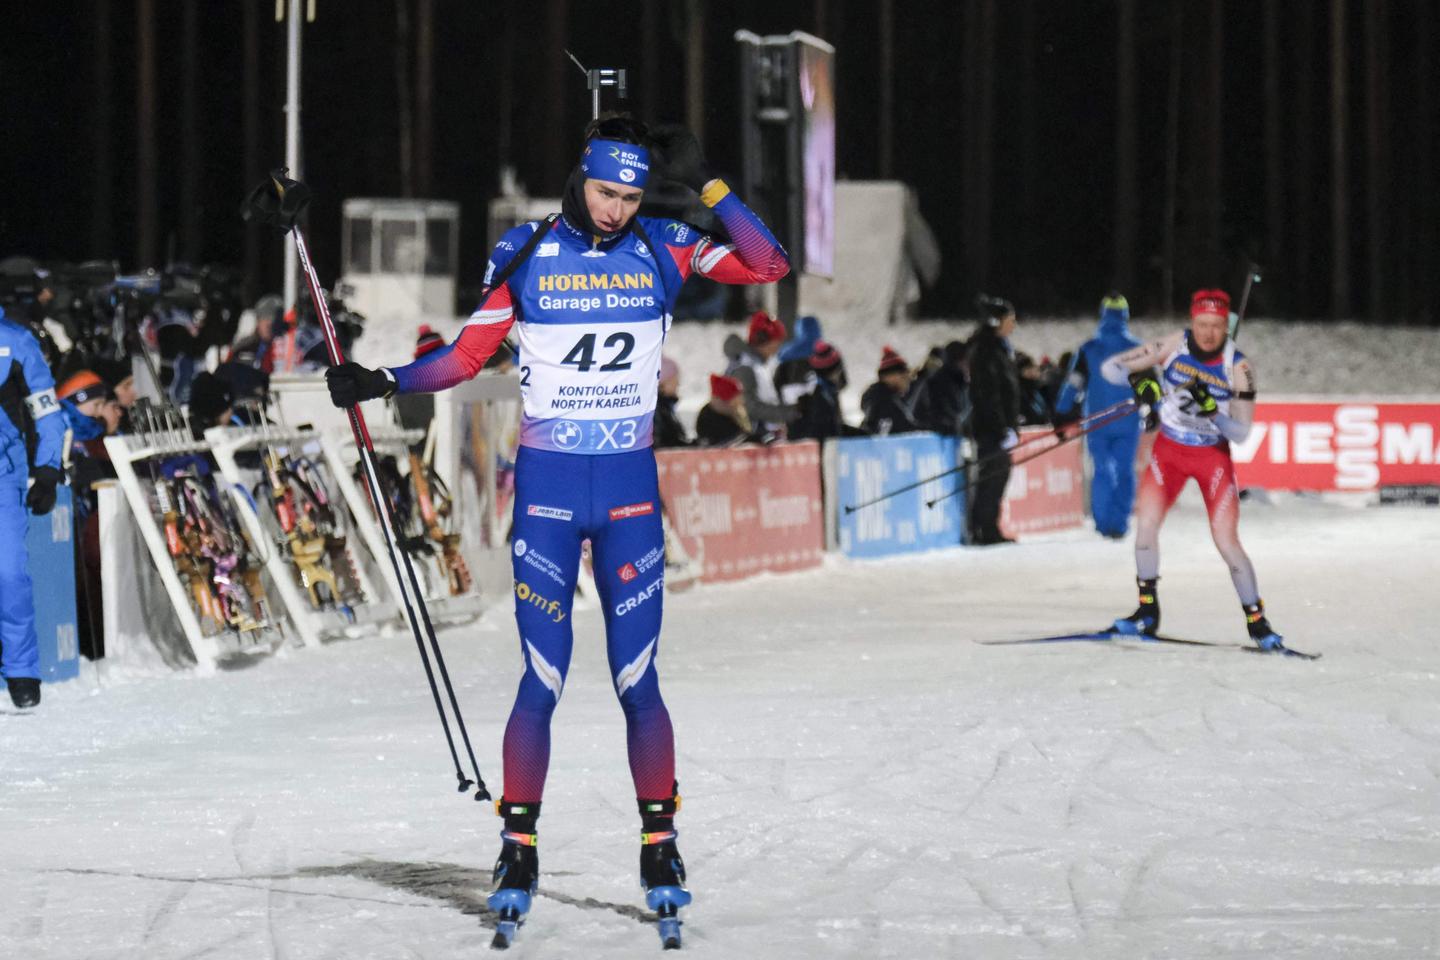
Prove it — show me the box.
[515,580,567,622]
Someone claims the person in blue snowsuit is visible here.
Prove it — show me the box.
[324,114,789,943]
[0,304,68,709]
[1054,294,1142,539]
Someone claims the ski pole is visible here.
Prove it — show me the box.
[243,170,490,802]
[842,396,1137,515]
[925,400,1137,509]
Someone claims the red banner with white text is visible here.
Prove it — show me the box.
[1232,400,1440,491]
[999,427,1087,538]
[656,442,825,583]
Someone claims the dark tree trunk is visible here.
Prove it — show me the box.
[640,0,658,116]
[1017,0,1038,269]
[1330,0,1350,319]
[136,0,158,269]
[1263,0,1284,310]
[243,0,263,303]
[542,0,568,193]
[91,0,113,259]
[181,0,201,262]
[1417,0,1436,324]
[1161,0,1183,313]
[395,0,414,197]
[878,0,894,178]
[685,0,705,143]
[416,0,434,197]
[1293,0,1317,317]
[1202,0,1224,279]
[1114,0,1138,294]
[972,0,996,291]
[1364,0,1387,323]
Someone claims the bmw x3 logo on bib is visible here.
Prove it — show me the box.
[551,420,583,450]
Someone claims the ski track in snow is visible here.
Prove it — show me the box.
[3,492,1440,958]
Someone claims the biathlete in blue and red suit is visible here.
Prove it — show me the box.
[1100,288,1286,651]
[325,115,789,925]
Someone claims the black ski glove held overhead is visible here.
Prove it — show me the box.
[325,362,394,408]
[650,125,713,194]
[26,465,63,515]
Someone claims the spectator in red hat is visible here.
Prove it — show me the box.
[860,346,920,436]
[414,324,446,359]
[790,339,863,441]
[721,310,799,436]
[695,373,753,446]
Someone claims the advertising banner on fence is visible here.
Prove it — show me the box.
[1232,399,1440,491]
[27,485,79,683]
[832,433,964,558]
[1000,427,1086,538]
[656,442,824,583]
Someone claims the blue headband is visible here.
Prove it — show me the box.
[580,138,651,189]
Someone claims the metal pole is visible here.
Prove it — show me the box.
[283,0,303,314]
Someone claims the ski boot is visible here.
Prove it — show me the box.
[487,800,540,950]
[639,787,691,950]
[1243,600,1285,651]
[1113,578,1160,637]
[7,677,40,709]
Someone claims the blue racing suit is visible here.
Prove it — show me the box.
[388,180,788,803]
[1055,302,1142,538]
[0,307,67,681]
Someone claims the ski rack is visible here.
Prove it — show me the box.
[320,425,488,625]
[206,425,394,647]
[104,430,288,672]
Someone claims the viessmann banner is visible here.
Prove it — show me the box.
[656,442,825,583]
[1232,399,1440,491]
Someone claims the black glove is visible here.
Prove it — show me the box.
[1184,378,1219,418]
[325,362,394,408]
[1128,369,1162,407]
[26,465,64,516]
[650,124,713,194]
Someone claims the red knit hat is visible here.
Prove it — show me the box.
[809,339,842,371]
[709,373,742,402]
[877,346,908,375]
[414,324,445,359]
[1190,288,1231,319]
[58,370,109,405]
[746,310,786,346]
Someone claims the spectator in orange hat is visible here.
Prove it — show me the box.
[695,373,753,446]
[860,346,920,436]
[58,370,121,440]
[721,310,799,436]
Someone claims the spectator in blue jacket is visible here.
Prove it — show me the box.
[1054,294,1143,539]
[0,305,68,708]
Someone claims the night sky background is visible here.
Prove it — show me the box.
[3,0,1437,322]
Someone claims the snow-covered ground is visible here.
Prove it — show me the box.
[5,491,1439,959]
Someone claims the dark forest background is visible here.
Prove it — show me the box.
[2,0,1436,323]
